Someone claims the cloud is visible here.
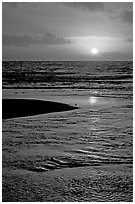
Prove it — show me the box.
[3,34,35,47]
[41,32,71,45]
[3,2,41,9]
[4,2,18,8]
[61,2,104,12]
[120,10,133,23]
[98,51,133,61]
[3,33,72,47]
[123,37,133,43]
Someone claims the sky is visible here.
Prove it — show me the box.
[2,2,133,61]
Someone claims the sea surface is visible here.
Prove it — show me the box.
[2,61,133,202]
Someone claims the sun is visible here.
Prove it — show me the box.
[91,48,98,55]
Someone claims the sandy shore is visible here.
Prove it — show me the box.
[2,90,133,202]
[2,98,78,119]
[2,164,132,202]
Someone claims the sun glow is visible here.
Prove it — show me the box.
[91,48,98,55]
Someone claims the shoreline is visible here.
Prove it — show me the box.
[2,98,78,119]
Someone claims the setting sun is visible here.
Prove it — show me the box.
[91,48,98,55]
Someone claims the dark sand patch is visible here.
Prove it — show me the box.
[2,99,78,119]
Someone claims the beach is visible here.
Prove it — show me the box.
[2,1,133,201]
[3,163,132,202]
[2,61,133,202]
[2,88,133,202]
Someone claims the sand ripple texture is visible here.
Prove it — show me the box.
[3,168,132,202]
[2,61,133,202]
[3,95,133,201]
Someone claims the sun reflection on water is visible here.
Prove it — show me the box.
[89,96,97,104]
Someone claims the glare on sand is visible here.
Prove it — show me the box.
[89,96,97,104]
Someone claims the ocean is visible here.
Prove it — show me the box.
[2,61,133,201]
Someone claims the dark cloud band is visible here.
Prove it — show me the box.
[61,2,104,12]
[3,33,72,47]
[120,10,133,24]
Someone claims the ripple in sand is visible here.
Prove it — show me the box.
[25,152,132,172]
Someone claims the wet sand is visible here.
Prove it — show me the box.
[2,98,78,119]
[3,164,132,202]
[2,90,133,202]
